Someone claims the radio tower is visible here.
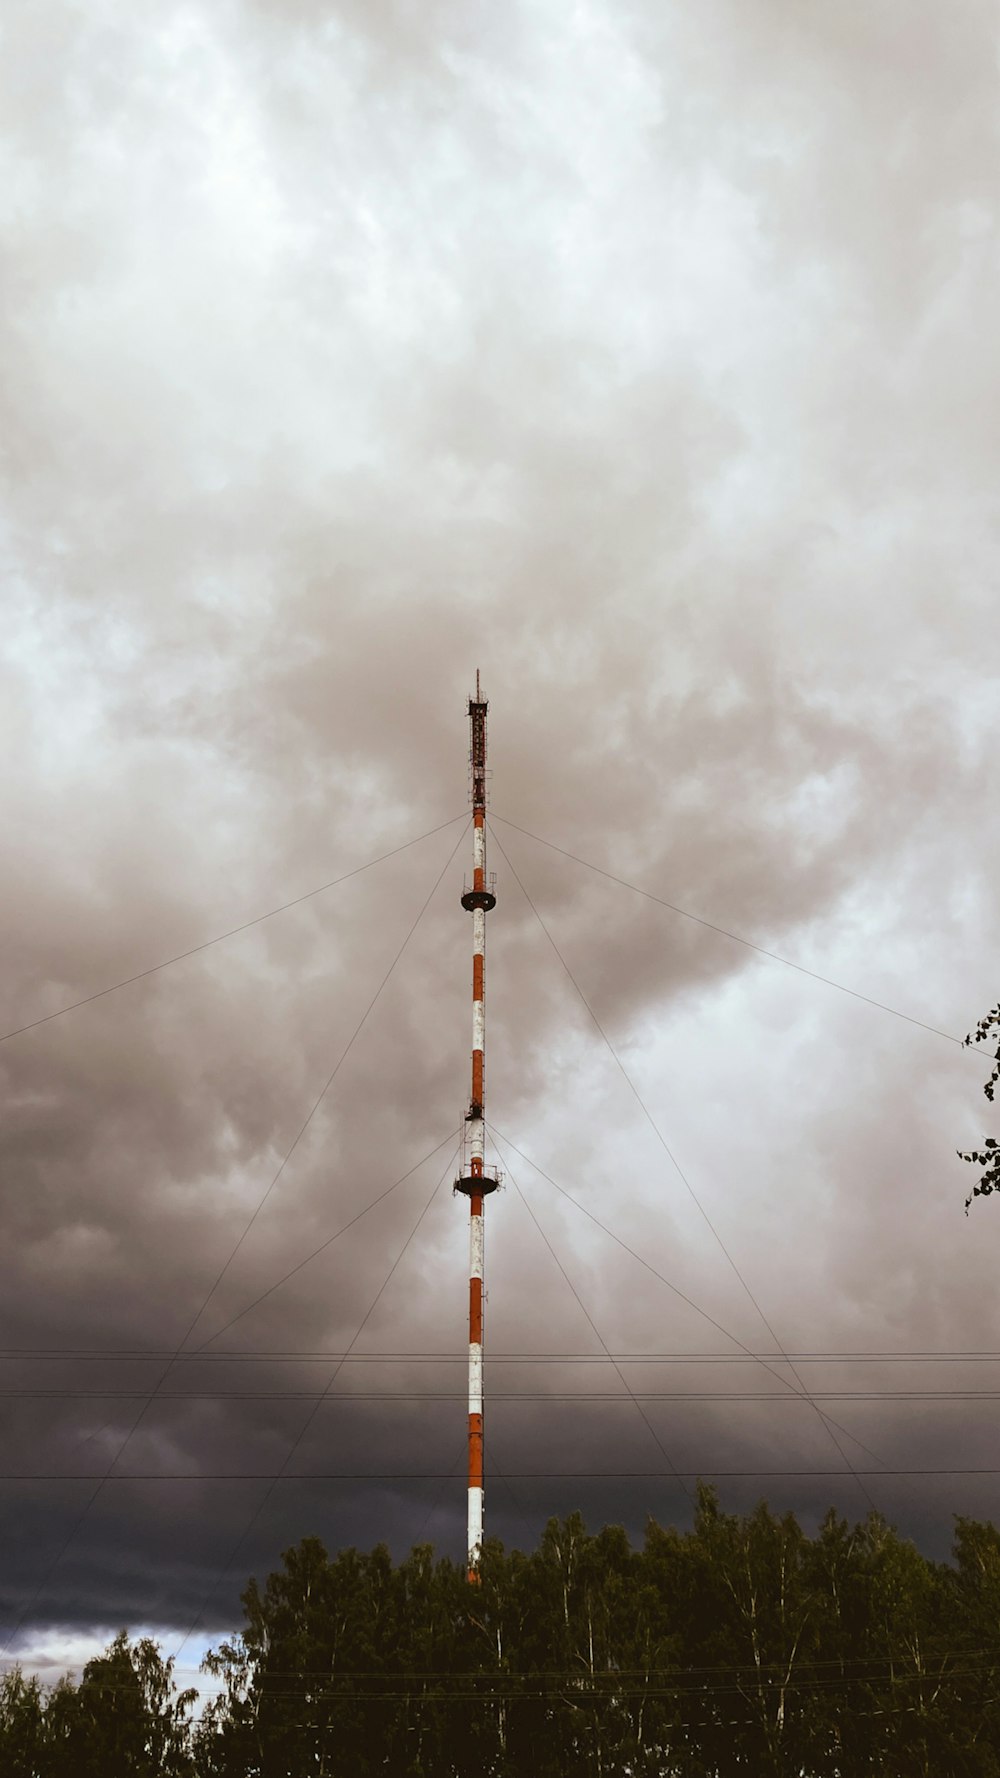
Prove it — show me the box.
[455,671,500,1581]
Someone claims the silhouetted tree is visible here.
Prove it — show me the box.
[194,1497,1000,1776]
[47,1631,195,1778]
[959,1006,1000,1211]
[9,1504,1000,1774]
[0,1667,45,1775]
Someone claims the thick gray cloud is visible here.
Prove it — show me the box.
[2,0,1000,1677]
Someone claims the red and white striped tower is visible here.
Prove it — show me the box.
[455,672,499,1581]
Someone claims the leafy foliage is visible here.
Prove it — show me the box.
[191,1495,1000,1777]
[0,1632,196,1778]
[958,1005,1000,1211]
[8,1500,1000,1773]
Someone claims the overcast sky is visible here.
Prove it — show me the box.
[3,0,1000,1685]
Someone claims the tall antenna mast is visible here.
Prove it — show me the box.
[455,670,499,1580]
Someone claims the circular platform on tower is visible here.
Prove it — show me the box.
[454,1172,501,1197]
[461,888,496,911]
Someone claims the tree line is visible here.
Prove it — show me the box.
[4,1486,1000,1775]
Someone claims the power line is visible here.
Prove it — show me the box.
[7,1388,996,1401]
[1,1349,996,1364]
[32,1701,988,1730]
[0,1468,994,1481]
[109,1702,1000,1731]
[490,813,963,1050]
[0,814,466,1046]
[14,1667,1000,1698]
[26,1650,1000,1679]
[31,1652,1000,1681]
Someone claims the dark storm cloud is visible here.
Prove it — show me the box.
[1,0,999,1672]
